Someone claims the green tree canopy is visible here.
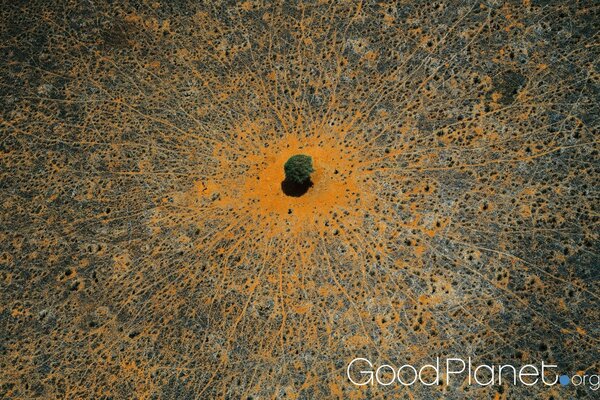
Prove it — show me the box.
[284,155,314,184]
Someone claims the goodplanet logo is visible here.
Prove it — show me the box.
[347,358,599,391]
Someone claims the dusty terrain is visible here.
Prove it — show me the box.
[1,0,598,399]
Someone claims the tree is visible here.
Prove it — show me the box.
[284,154,314,184]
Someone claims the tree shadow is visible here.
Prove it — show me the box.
[281,179,313,197]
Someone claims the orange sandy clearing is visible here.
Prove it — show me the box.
[203,132,370,233]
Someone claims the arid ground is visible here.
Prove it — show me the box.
[1,0,598,399]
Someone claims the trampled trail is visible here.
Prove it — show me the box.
[1,1,598,398]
